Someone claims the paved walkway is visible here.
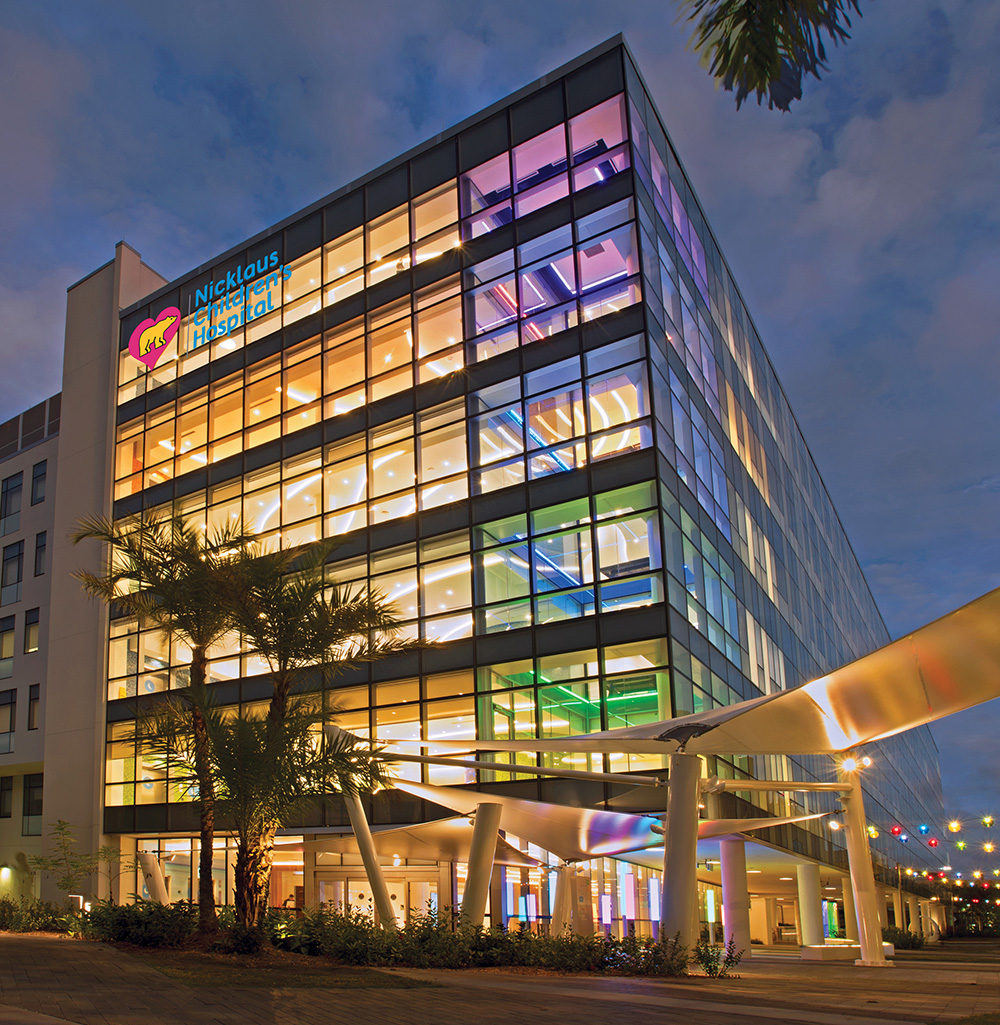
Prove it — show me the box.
[0,934,997,1025]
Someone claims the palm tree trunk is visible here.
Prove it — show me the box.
[190,647,218,934]
[234,825,276,928]
[267,671,293,722]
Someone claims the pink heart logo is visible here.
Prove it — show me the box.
[128,307,181,369]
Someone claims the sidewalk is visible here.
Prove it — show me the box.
[0,933,997,1025]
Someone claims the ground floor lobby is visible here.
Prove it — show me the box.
[128,829,948,948]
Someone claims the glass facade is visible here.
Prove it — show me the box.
[106,42,942,930]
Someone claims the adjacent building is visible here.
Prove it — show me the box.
[1,37,945,938]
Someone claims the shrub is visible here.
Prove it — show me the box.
[82,899,197,947]
[881,925,924,949]
[263,906,688,976]
[213,922,266,955]
[0,897,77,934]
[693,936,743,978]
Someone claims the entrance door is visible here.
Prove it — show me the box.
[315,870,438,924]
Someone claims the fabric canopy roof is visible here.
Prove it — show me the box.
[288,817,541,867]
[392,780,829,862]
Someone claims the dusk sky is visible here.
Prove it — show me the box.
[1,2,997,862]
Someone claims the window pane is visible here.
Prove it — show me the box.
[324,453,367,512]
[418,421,467,483]
[368,319,413,376]
[324,335,365,390]
[367,205,408,261]
[519,250,576,315]
[369,424,414,497]
[578,224,638,293]
[284,356,321,411]
[415,296,462,358]
[283,250,321,304]
[526,388,585,450]
[569,95,627,163]
[466,276,518,336]
[596,513,659,579]
[324,229,363,282]
[283,470,323,525]
[460,153,510,216]
[513,126,566,193]
[413,183,457,240]
[533,529,592,592]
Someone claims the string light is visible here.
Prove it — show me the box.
[983,816,994,828]
[957,841,968,850]
[949,820,962,833]
[928,837,940,848]
[867,824,880,839]
[985,842,996,854]
[891,825,903,836]
[918,824,930,835]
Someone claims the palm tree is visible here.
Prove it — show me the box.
[229,539,413,721]
[139,694,388,929]
[220,538,414,918]
[72,513,256,933]
[677,0,862,110]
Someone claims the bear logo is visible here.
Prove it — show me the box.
[128,307,181,369]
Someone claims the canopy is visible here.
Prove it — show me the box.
[393,780,829,862]
[283,817,540,867]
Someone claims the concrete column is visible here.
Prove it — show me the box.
[660,752,702,948]
[573,869,595,936]
[719,838,752,958]
[460,802,502,929]
[551,864,574,934]
[890,888,903,929]
[875,889,887,930]
[842,878,859,941]
[343,793,397,931]
[138,851,168,903]
[837,766,890,966]
[906,895,920,935]
[302,838,317,908]
[796,862,824,946]
[920,900,937,942]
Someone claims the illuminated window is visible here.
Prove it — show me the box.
[23,609,38,654]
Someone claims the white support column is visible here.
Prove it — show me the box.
[138,851,168,904]
[764,897,778,945]
[460,802,502,929]
[891,888,903,929]
[661,752,702,949]
[907,895,920,935]
[551,864,574,935]
[302,838,317,908]
[796,862,824,947]
[343,793,397,931]
[837,765,890,966]
[842,878,859,941]
[719,837,752,958]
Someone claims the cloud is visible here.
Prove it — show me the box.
[0,270,73,418]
